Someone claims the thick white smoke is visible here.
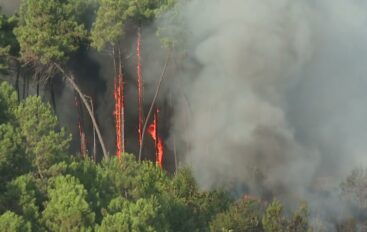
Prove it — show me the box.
[150,0,367,203]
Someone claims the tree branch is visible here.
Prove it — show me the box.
[54,63,109,160]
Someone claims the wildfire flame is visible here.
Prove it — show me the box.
[137,30,143,146]
[148,108,164,168]
[114,73,124,158]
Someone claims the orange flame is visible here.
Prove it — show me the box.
[114,73,124,158]
[137,30,143,146]
[156,137,164,169]
[148,108,164,168]
[148,122,156,141]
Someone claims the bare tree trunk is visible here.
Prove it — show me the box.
[50,79,57,111]
[93,120,97,161]
[136,28,144,146]
[36,75,40,96]
[88,96,97,161]
[22,75,26,99]
[169,94,178,172]
[25,77,29,98]
[54,63,109,159]
[15,62,20,101]
[138,52,170,162]
[173,134,178,173]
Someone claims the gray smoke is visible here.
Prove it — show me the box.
[0,0,20,15]
[146,0,367,206]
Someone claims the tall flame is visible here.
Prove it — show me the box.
[137,30,143,146]
[74,93,87,156]
[114,72,125,158]
[148,108,164,168]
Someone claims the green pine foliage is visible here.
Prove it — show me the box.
[14,0,88,64]
[91,0,130,50]
[0,81,315,231]
[0,123,27,186]
[91,0,176,50]
[0,0,321,230]
[15,96,71,173]
[262,200,286,232]
[210,198,264,232]
[0,7,19,74]
[0,211,32,232]
[42,175,95,231]
[0,82,18,123]
[2,174,43,230]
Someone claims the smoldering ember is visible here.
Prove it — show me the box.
[1,0,367,231]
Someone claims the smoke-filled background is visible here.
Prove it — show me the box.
[0,0,20,15]
[3,0,367,220]
[147,0,367,214]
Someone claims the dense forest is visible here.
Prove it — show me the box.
[0,80,315,231]
[2,0,367,231]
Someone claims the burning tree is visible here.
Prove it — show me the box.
[136,29,143,147]
[91,0,130,158]
[92,0,176,159]
[130,0,176,149]
[113,65,125,158]
[147,108,164,168]
[14,0,108,159]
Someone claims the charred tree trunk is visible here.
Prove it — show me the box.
[22,75,26,99]
[137,28,144,146]
[36,75,40,97]
[88,96,97,161]
[170,94,178,172]
[139,52,170,162]
[15,62,20,101]
[68,74,107,159]
[75,92,87,157]
[92,101,97,161]
[173,134,177,173]
[112,45,125,157]
[26,77,29,97]
[49,79,57,111]
[117,46,125,155]
[54,63,108,159]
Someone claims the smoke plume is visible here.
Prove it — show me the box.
[0,0,20,15]
[148,0,367,206]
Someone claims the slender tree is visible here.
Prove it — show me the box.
[42,175,95,231]
[0,8,22,97]
[15,96,71,177]
[91,0,131,157]
[14,0,108,159]
[91,0,175,159]
[129,0,176,162]
[0,211,31,232]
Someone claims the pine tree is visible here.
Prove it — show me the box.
[0,211,32,232]
[0,7,19,75]
[42,175,95,231]
[15,96,71,176]
[14,0,108,158]
[262,200,287,232]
